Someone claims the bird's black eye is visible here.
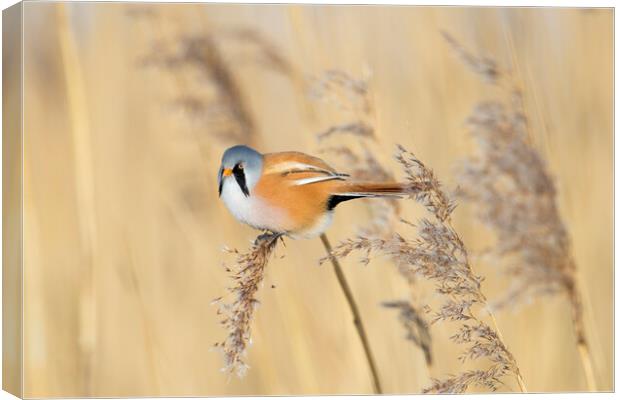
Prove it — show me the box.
[232,163,249,197]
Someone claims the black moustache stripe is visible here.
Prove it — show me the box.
[218,168,224,197]
[233,168,250,197]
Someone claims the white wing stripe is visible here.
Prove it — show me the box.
[266,161,348,177]
[266,162,326,174]
[291,176,345,186]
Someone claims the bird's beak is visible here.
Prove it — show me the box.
[218,168,234,197]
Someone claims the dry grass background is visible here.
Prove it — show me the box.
[20,3,612,397]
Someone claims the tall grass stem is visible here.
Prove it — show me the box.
[578,342,597,391]
[570,282,597,391]
[320,233,383,394]
[57,4,97,394]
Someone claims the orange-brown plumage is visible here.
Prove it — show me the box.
[219,145,413,238]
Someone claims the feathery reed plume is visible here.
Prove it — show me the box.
[140,32,256,145]
[326,146,526,393]
[316,121,375,141]
[310,69,372,113]
[383,301,432,366]
[441,31,501,85]
[213,233,282,377]
[458,98,596,389]
[132,9,292,146]
[447,32,597,391]
[218,27,294,76]
[457,101,569,308]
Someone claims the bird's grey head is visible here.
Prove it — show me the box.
[218,145,264,197]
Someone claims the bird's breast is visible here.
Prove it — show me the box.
[220,178,290,232]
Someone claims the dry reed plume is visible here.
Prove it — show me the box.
[383,301,432,366]
[141,35,255,145]
[458,101,574,310]
[213,233,283,377]
[310,69,372,114]
[446,32,598,391]
[326,146,526,393]
[132,8,292,146]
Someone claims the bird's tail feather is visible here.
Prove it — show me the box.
[334,181,416,198]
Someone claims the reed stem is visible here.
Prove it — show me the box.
[577,342,597,392]
[488,311,527,393]
[57,4,97,394]
[568,280,598,391]
[320,233,383,394]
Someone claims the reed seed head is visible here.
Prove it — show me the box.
[214,233,282,377]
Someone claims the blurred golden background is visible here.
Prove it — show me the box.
[20,3,612,396]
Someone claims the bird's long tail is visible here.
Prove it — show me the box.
[335,181,422,197]
[327,181,425,209]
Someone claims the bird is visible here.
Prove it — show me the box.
[217,145,420,239]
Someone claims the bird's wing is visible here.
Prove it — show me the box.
[263,152,349,185]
